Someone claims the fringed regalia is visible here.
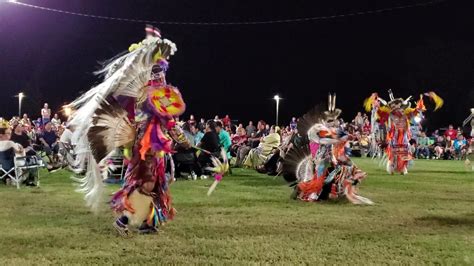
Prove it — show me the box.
[364,90,443,175]
[282,94,373,205]
[463,108,474,170]
[67,26,187,235]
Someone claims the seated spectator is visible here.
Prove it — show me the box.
[243,126,281,169]
[416,132,430,159]
[231,127,247,157]
[360,133,370,156]
[264,124,271,135]
[187,114,196,127]
[222,115,231,127]
[235,120,266,167]
[21,114,31,127]
[197,118,206,132]
[195,120,220,178]
[216,121,232,158]
[289,117,297,131]
[39,122,59,165]
[224,125,233,135]
[245,121,256,137]
[444,125,457,140]
[362,119,371,135]
[353,112,364,131]
[10,123,36,156]
[51,113,61,129]
[0,127,23,184]
[257,128,295,175]
[349,132,362,157]
[444,136,454,160]
[453,135,468,160]
[432,135,446,159]
[172,123,199,179]
[192,125,204,146]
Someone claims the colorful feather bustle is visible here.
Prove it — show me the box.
[283,98,372,205]
[67,26,186,238]
[364,90,443,175]
[364,93,378,112]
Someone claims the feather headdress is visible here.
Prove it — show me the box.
[323,93,342,122]
[67,26,178,211]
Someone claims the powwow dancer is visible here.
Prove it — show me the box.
[67,26,225,236]
[282,94,373,205]
[462,108,474,170]
[364,90,443,175]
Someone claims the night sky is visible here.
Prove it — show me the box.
[1,0,473,130]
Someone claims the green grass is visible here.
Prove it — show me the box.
[0,158,473,265]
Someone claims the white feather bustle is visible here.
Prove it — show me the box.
[67,37,177,211]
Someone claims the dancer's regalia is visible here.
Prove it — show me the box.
[67,26,189,235]
[364,90,443,175]
[282,94,373,205]
[463,108,474,170]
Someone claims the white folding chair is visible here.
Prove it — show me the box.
[0,165,15,183]
[0,148,16,185]
[14,155,45,189]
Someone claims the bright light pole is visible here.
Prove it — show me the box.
[17,92,25,117]
[273,94,281,126]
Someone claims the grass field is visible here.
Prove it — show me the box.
[0,158,473,265]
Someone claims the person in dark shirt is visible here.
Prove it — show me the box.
[10,123,36,156]
[197,118,206,132]
[248,120,266,148]
[39,122,59,163]
[196,120,220,178]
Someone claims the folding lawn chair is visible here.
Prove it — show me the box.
[13,155,45,189]
[0,148,16,184]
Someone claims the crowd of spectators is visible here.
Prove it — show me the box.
[343,112,472,161]
[174,111,473,180]
[0,103,70,185]
[173,114,305,179]
[1,106,472,185]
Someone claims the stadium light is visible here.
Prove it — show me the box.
[16,92,25,117]
[273,95,281,126]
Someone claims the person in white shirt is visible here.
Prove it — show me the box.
[51,113,61,128]
[0,128,23,154]
[41,103,51,125]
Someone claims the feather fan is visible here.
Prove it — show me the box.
[87,98,136,163]
[281,144,312,183]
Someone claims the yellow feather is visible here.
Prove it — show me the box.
[379,106,391,113]
[363,93,377,112]
[428,92,444,111]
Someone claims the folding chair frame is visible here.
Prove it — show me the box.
[0,165,15,183]
[13,156,45,189]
